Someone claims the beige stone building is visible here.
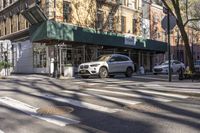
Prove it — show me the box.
[0,0,167,75]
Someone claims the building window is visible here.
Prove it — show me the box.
[121,16,126,33]
[152,0,162,6]
[63,1,71,22]
[123,0,127,6]
[3,0,7,8]
[17,14,20,31]
[108,13,114,31]
[132,0,137,9]
[10,16,13,33]
[4,19,6,35]
[25,20,29,28]
[132,18,137,34]
[9,0,13,4]
[18,43,22,57]
[96,9,104,30]
[33,45,47,68]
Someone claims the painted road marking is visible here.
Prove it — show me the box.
[0,97,80,126]
[62,90,141,105]
[86,89,171,102]
[136,90,189,99]
[62,90,91,97]
[104,86,131,91]
[131,75,167,81]
[36,93,121,113]
[92,94,141,105]
[0,130,4,133]
[144,84,161,87]
[137,86,200,94]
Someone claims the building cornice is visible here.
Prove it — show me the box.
[0,28,29,41]
[0,0,33,21]
[0,0,18,13]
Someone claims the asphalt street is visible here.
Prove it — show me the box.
[0,74,199,133]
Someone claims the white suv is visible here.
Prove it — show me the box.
[78,54,134,78]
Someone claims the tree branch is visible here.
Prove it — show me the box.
[184,18,200,27]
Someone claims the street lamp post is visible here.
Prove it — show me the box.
[167,9,172,82]
[162,7,175,82]
[191,29,194,62]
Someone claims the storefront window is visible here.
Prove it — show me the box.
[33,44,47,68]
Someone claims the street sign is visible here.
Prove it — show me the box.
[161,15,176,32]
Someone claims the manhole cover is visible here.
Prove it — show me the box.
[37,106,74,115]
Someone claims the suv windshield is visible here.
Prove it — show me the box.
[95,55,111,61]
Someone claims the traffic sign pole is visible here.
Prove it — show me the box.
[167,9,172,82]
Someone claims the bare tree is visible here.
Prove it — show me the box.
[161,0,200,72]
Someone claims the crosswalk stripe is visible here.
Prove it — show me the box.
[63,90,90,97]
[131,76,167,81]
[0,130,4,133]
[62,90,141,105]
[36,93,121,113]
[136,90,189,99]
[104,86,131,91]
[0,97,80,126]
[86,89,171,102]
[137,86,200,94]
[92,94,141,105]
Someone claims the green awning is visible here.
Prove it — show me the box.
[30,20,167,52]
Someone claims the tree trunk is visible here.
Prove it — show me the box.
[172,1,195,73]
[178,25,195,72]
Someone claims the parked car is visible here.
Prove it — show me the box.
[78,54,134,78]
[153,60,185,74]
[194,60,200,72]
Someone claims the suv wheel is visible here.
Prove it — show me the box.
[125,67,133,77]
[99,67,108,78]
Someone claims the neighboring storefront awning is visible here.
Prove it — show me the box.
[30,20,167,53]
[21,4,48,25]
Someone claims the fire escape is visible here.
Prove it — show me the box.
[96,0,121,32]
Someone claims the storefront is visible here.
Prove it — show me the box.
[27,20,167,76]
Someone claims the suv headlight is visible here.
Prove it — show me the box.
[90,64,100,67]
